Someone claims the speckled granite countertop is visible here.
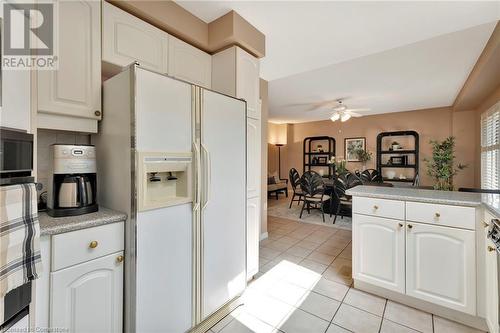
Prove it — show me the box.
[39,208,127,236]
[346,186,500,218]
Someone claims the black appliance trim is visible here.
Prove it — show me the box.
[1,282,31,330]
[47,203,99,217]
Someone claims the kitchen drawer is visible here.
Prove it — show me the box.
[353,197,405,220]
[406,202,475,230]
[51,222,124,271]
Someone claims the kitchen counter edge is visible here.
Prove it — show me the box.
[39,207,127,236]
[346,186,500,219]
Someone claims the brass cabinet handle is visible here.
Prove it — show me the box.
[373,205,379,210]
[488,246,496,252]
[116,255,124,263]
[407,224,413,229]
[398,223,403,228]
[483,221,490,228]
[435,212,440,218]
[89,240,98,249]
[94,110,101,117]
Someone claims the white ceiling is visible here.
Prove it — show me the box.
[176,1,500,123]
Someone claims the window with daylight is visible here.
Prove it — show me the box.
[481,101,500,190]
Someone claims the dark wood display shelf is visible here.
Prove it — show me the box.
[383,177,414,183]
[304,152,332,155]
[303,136,336,178]
[380,150,416,154]
[376,130,420,185]
[380,164,416,168]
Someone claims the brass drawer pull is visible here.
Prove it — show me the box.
[488,246,496,252]
[398,223,403,228]
[435,212,440,218]
[89,240,98,249]
[373,205,379,210]
[117,255,124,263]
[408,224,413,229]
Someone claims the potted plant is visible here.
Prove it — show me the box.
[391,141,401,150]
[354,148,372,170]
[425,137,466,191]
[334,159,348,175]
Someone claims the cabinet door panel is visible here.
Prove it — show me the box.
[168,36,211,88]
[236,48,260,119]
[247,117,261,198]
[50,252,123,332]
[37,0,101,121]
[102,2,168,73]
[247,196,260,280]
[485,237,499,333]
[406,222,476,314]
[353,214,405,292]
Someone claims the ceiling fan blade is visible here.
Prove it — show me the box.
[345,108,370,112]
[349,111,363,117]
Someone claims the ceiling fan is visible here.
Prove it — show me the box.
[328,100,365,122]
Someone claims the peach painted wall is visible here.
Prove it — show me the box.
[271,107,480,188]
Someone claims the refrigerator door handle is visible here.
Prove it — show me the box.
[201,143,211,210]
[192,142,201,212]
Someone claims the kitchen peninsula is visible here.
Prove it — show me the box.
[346,185,499,332]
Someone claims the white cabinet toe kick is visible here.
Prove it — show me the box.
[351,196,490,332]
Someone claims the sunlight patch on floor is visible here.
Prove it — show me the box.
[235,259,322,332]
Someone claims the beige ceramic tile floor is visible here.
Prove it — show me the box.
[207,215,485,333]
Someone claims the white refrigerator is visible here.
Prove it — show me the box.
[94,65,247,332]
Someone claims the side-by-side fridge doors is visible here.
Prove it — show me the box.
[199,89,247,321]
[134,68,194,333]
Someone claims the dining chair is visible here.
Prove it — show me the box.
[299,171,330,222]
[288,168,304,208]
[332,177,352,224]
[359,169,382,183]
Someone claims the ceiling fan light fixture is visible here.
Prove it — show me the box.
[330,113,340,122]
[340,113,351,122]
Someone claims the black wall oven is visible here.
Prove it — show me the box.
[0,127,34,331]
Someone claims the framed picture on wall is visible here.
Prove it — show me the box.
[345,137,366,162]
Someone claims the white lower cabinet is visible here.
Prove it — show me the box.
[36,222,125,332]
[352,199,479,317]
[50,251,124,332]
[247,196,260,279]
[405,222,476,314]
[353,214,405,293]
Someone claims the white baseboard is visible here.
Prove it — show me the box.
[259,232,268,241]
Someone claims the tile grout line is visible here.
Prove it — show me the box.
[378,299,388,333]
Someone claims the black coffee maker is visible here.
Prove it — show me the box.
[47,145,98,217]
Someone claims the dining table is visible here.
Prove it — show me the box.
[322,179,394,215]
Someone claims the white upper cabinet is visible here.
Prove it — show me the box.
[236,48,260,119]
[1,67,31,132]
[406,222,476,315]
[37,0,101,132]
[212,46,260,119]
[353,214,405,293]
[102,2,168,74]
[168,36,211,88]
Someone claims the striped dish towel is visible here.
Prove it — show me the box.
[0,183,42,298]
